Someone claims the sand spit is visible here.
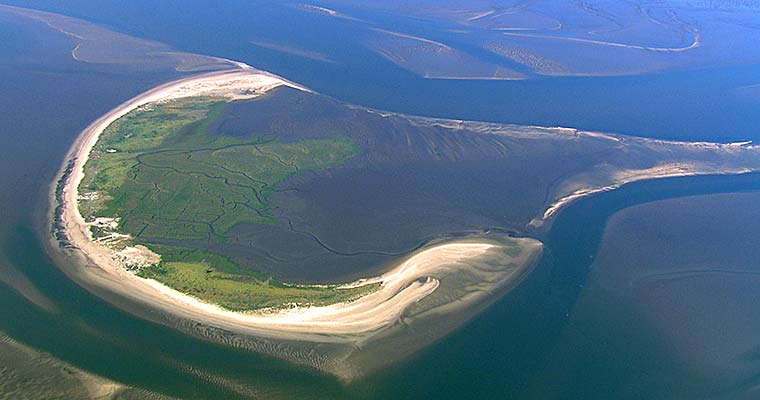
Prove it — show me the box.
[364,111,760,230]
[140,242,500,341]
[502,30,702,53]
[54,64,538,354]
[530,163,757,228]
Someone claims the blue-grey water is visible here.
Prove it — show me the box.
[6,0,760,142]
[1,1,760,398]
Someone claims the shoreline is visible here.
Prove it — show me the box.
[530,164,757,229]
[53,64,541,347]
[50,58,759,378]
[360,106,760,231]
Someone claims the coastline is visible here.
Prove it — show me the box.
[365,111,760,232]
[530,163,757,229]
[52,64,541,349]
[49,58,760,378]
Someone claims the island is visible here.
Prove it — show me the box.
[53,63,760,379]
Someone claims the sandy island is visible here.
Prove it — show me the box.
[55,63,541,346]
[53,58,760,351]
[52,59,760,378]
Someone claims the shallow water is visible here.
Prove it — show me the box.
[6,0,760,142]
[1,3,760,399]
[534,192,760,399]
[360,173,760,400]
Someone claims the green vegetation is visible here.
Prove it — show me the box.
[79,97,371,311]
[138,245,379,311]
[81,98,356,241]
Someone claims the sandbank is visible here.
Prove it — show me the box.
[55,63,539,346]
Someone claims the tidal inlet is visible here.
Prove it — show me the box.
[4,2,759,388]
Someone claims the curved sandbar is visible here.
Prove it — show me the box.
[56,64,543,345]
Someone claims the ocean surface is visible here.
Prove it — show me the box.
[1,1,760,398]
[5,0,760,142]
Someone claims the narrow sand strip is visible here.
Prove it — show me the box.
[530,163,756,228]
